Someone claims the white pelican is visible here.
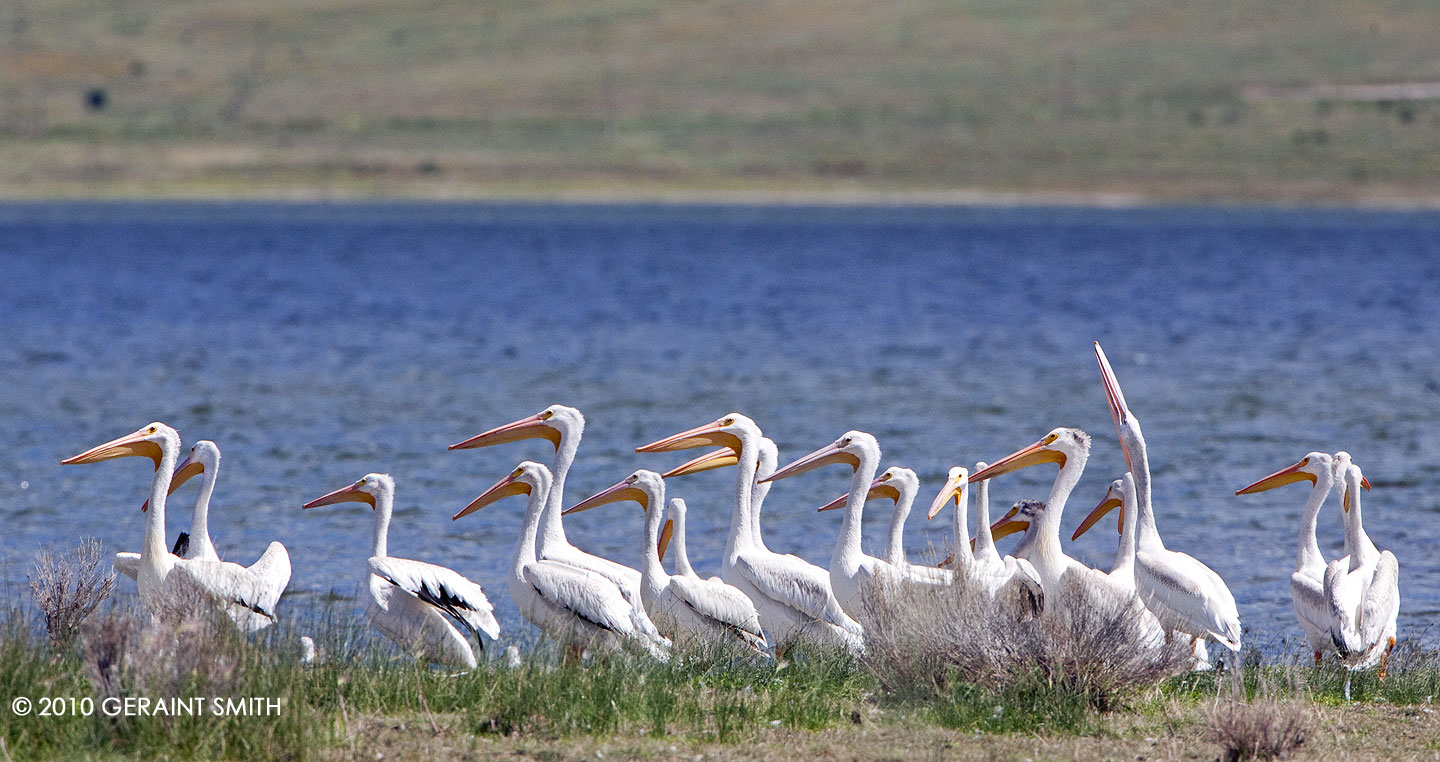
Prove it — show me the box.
[1066,472,1167,644]
[566,470,768,655]
[765,431,944,623]
[927,465,1044,614]
[969,427,1094,595]
[115,441,291,628]
[658,497,714,582]
[303,473,499,670]
[1235,452,1339,663]
[1323,456,1399,675]
[449,405,666,644]
[817,467,951,585]
[62,423,276,630]
[1094,342,1242,655]
[453,461,669,660]
[637,414,864,655]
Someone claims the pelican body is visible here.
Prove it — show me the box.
[455,462,669,660]
[638,414,864,655]
[567,471,768,655]
[62,423,276,631]
[1323,457,1399,673]
[928,465,1043,615]
[818,467,950,585]
[304,473,499,670]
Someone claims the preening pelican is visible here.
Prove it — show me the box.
[449,405,665,643]
[1323,456,1399,674]
[115,441,291,627]
[62,423,276,630]
[1236,452,1338,663]
[1094,342,1242,654]
[303,473,499,670]
[817,467,950,585]
[927,465,1044,614]
[766,431,942,624]
[638,414,864,655]
[566,470,768,655]
[454,461,669,660]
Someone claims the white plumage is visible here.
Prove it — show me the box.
[303,473,498,670]
[1323,455,1399,672]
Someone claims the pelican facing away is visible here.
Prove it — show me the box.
[115,440,291,629]
[449,405,666,644]
[62,423,276,631]
[1093,342,1242,655]
[455,461,669,660]
[1236,452,1339,663]
[304,473,499,670]
[567,470,768,655]
[638,414,864,655]
[1324,456,1399,674]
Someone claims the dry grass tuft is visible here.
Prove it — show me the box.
[1205,676,1309,762]
[861,577,1190,718]
[27,538,116,651]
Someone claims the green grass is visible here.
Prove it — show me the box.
[2,0,1438,201]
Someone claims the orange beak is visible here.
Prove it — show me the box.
[657,519,674,561]
[1094,341,1135,472]
[140,454,206,513]
[662,448,740,478]
[970,437,1066,482]
[927,469,969,520]
[565,479,649,515]
[818,476,899,512]
[62,426,165,469]
[1236,458,1316,495]
[763,441,859,483]
[1072,483,1124,541]
[450,412,560,451]
[636,419,743,454]
[987,504,1030,541]
[302,480,376,510]
[453,468,532,520]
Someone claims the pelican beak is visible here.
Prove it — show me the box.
[1343,487,1351,514]
[988,505,1029,541]
[970,436,1065,482]
[454,467,532,520]
[303,480,376,510]
[662,448,739,478]
[1095,341,1135,471]
[1236,457,1316,495]
[140,454,207,513]
[763,441,859,483]
[62,426,165,469]
[1073,484,1123,541]
[636,418,742,454]
[818,476,899,512]
[565,479,648,515]
[1362,475,1372,491]
[937,554,953,568]
[927,470,968,519]
[450,412,560,451]
[657,519,674,561]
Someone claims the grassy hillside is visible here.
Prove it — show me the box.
[2,0,1439,202]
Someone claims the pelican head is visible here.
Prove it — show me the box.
[636,413,758,455]
[303,472,394,510]
[565,469,664,515]
[62,422,178,471]
[450,404,583,452]
[970,427,1091,483]
[453,461,551,520]
[1331,451,1372,494]
[763,430,879,483]
[927,466,971,519]
[819,465,911,512]
[1072,476,1128,541]
[139,438,221,512]
[989,499,1047,554]
[1235,452,1332,495]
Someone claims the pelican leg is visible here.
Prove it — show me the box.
[1379,636,1396,681]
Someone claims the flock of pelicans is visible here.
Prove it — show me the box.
[59,343,1401,679]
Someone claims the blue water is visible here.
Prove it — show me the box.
[3,201,1437,656]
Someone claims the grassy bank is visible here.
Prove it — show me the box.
[4,600,1440,761]
[2,1,1439,203]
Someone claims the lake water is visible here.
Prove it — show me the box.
[2,201,1437,656]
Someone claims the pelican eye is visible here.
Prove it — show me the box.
[1042,433,1058,445]
[147,426,158,434]
[540,410,554,421]
[721,417,735,426]
[511,467,524,478]
[879,472,892,482]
